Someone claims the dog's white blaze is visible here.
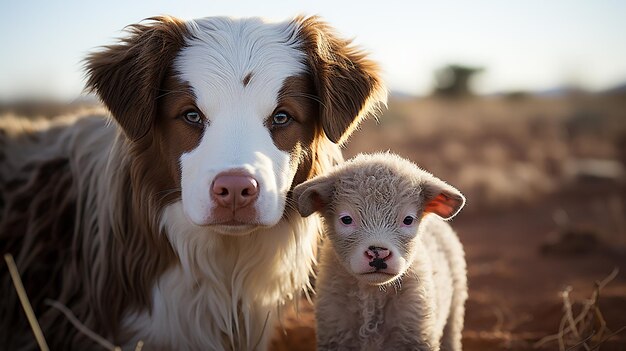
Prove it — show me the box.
[176,17,306,227]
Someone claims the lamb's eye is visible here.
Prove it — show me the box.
[272,111,292,126]
[340,216,353,225]
[183,110,202,124]
[403,216,415,226]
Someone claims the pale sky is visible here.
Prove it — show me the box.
[1,0,625,101]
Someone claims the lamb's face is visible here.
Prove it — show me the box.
[327,195,423,286]
[293,153,466,286]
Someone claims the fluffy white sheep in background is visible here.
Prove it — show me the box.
[293,153,467,351]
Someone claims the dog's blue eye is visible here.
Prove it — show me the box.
[403,216,414,226]
[272,111,291,126]
[183,110,202,124]
[340,216,353,225]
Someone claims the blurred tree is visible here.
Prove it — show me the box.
[433,64,483,97]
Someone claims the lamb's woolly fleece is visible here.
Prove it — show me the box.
[306,153,468,350]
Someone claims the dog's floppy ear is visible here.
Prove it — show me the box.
[292,174,336,217]
[85,16,190,140]
[296,16,387,145]
[421,176,466,220]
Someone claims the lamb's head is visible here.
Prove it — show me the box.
[293,153,465,285]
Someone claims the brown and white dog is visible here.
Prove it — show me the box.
[0,15,385,350]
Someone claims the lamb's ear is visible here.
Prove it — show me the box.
[84,16,190,141]
[296,16,387,145]
[292,175,336,217]
[421,178,466,220]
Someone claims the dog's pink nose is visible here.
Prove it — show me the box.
[212,173,259,210]
[365,246,391,260]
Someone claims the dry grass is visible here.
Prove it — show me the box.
[4,254,49,351]
[4,253,142,351]
[533,268,626,350]
[44,300,122,351]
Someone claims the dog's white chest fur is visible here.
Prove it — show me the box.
[122,203,319,350]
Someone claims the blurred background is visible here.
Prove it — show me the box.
[2,0,625,349]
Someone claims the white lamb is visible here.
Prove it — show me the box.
[293,153,468,351]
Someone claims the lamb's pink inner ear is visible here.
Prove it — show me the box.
[424,193,462,219]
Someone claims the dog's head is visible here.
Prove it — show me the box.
[85,16,386,235]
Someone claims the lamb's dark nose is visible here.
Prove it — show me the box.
[366,246,391,270]
[212,173,259,210]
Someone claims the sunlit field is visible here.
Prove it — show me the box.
[2,90,625,350]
